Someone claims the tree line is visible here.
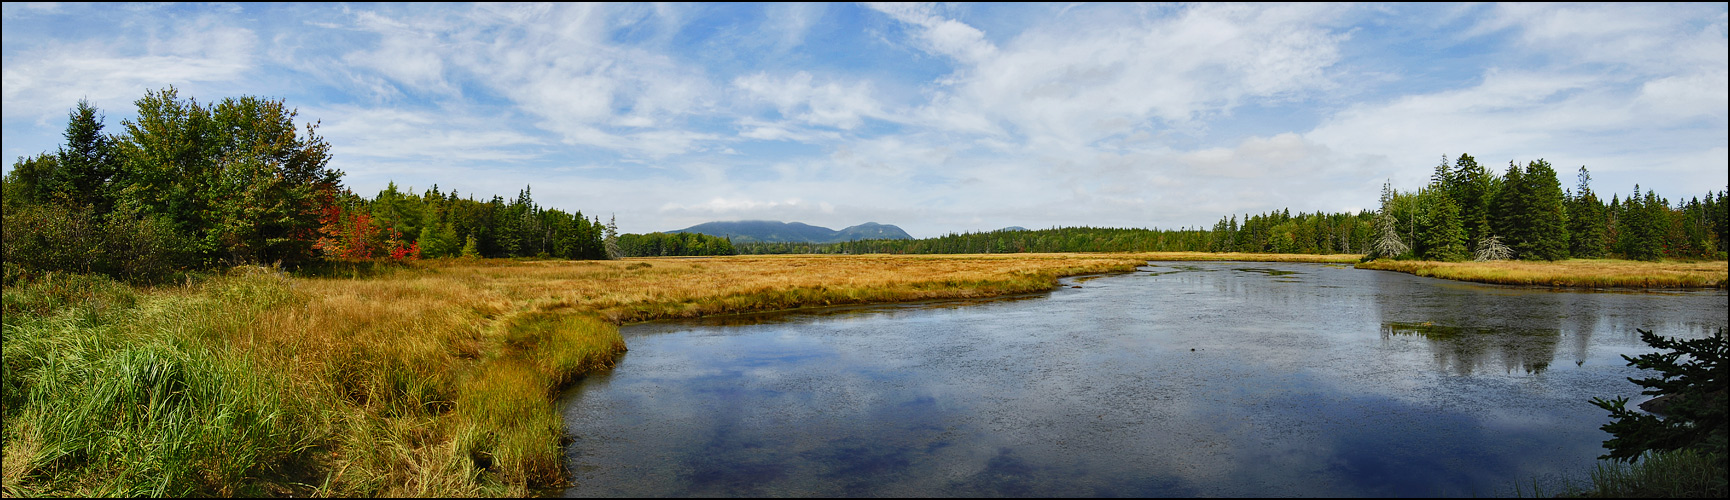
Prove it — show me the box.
[1366,154,1726,262]
[2,89,613,285]
[730,153,1725,262]
[616,232,737,257]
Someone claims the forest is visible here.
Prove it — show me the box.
[2,89,611,285]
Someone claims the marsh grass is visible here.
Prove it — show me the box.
[4,253,1165,497]
[1580,450,1728,498]
[1519,450,1728,498]
[1357,258,1728,288]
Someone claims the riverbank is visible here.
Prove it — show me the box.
[1,253,1152,497]
[1355,258,1729,288]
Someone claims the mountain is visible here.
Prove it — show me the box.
[670,220,913,243]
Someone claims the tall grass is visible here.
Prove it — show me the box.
[1582,449,1728,498]
[1356,258,1728,288]
[4,253,1161,496]
[1520,450,1729,498]
[2,272,312,497]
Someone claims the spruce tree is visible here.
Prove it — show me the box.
[1617,186,1663,261]
[1491,162,1529,259]
[1568,166,1607,258]
[1452,154,1493,252]
[1522,159,1570,260]
[54,99,118,212]
[1420,190,1467,261]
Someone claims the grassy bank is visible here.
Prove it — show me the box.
[2,253,1151,497]
[1355,258,1728,288]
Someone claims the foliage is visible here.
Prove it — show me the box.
[1,199,190,285]
[1417,185,1467,261]
[1590,328,1727,462]
[5,90,614,285]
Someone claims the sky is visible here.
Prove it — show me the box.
[3,3,1726,237]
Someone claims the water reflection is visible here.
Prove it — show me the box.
[560,262,1727,497]
[1381,321,1560,374]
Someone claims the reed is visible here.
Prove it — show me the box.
[1356,258,1728,288]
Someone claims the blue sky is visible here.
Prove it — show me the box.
[3,3,1725,237]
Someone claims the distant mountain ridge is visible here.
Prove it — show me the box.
[670,220,913,243]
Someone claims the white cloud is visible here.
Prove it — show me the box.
[1306,4,1727,194]
[313,105,544,163]
[1,17,255,121]
[898,3,1349,149]
[866,2,998,64]
[733,71,897,130]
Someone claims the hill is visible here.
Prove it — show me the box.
[671,220,913,243]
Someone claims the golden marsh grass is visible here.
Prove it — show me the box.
[1356,258,1728,288]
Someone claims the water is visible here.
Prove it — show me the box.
[557,262,1728,497]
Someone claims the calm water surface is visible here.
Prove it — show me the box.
[558,262,1727,497]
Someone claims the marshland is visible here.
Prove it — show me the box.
[4,253,1725,496]
[6,3,1729,498]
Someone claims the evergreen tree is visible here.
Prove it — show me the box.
[1452,154,1494,252]
[1491,161,1530,259]
[1419,189,1466,261]
[1617,186,1664,261]
[1522,159,1570,260]
[1567,166,1607,258]
[460,234,481,258]
[54,99,119,212]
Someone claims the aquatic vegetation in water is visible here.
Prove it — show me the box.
[1233,267,1300,276]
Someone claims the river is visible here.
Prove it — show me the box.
[557,261,1728,497]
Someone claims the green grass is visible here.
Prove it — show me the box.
[1521,450,1729,498]
[2,273,315,497]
